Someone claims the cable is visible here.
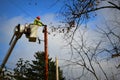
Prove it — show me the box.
[7,0,34,21]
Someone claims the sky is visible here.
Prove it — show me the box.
[0,0,120,79]
[0,0,62,19]
[0,0,66,68]
[0,0,103,65]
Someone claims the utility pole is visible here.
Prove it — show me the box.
[44,25,48,80]
[56,57,59,80]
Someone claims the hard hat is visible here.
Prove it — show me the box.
[36,16,40,20]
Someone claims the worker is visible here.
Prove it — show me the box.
[34,16,45,26]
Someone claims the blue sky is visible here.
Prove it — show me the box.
[0,0,119,79]
[0,0,66,68]
[0,0,63,19]
[0,0,112,68]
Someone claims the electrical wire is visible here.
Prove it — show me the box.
[7,0,34,21]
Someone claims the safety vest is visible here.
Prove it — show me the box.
[34,18,43,26]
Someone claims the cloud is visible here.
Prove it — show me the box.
[58,5,120,79]
[0,14,68,69]
[0,16,36,67]
[0,9,119,79]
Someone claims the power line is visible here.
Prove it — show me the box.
[7,0,34,21]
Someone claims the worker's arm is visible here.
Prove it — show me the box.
[38,21,45,26]
[34,19,45,26]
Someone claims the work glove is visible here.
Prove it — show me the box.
[42,24,47,26]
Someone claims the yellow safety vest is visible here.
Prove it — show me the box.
[34,18,43,26]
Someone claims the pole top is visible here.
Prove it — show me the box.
[44,25,47,27]
[43,25,47,33]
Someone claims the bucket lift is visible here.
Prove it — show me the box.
[0,24,42,74]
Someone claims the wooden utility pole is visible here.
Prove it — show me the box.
[56,57,59,80]
[44,25,48,80]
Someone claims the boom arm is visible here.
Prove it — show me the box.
[0,24,42,75]
[0,24,23,74]
[0,36,19,71]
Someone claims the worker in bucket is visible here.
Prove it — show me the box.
[34,16,45,26]
[25,16,45,38]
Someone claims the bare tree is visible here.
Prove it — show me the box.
[61,0,120,23]
[61,22,120,79]
[49,0,120,80]
[59,0,120,41]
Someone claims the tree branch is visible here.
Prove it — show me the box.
[74,6,120,18]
